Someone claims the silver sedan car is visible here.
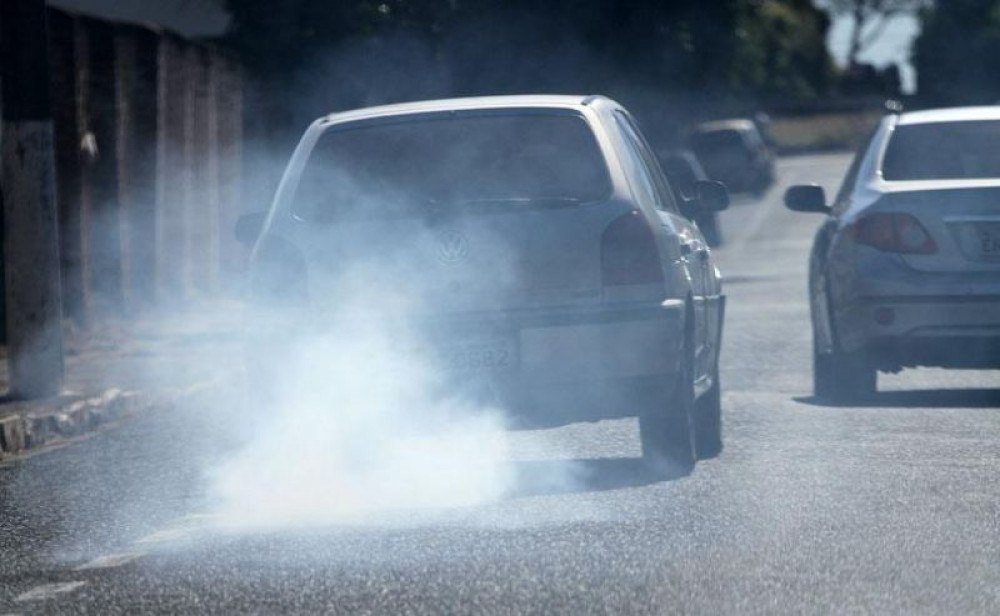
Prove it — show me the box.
[786,106,1000,401]
[238,95,729,474]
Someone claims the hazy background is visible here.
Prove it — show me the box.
[47,0,919,90]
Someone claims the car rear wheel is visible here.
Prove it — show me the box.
[694,372,722,459]
[638,341,697,477]
[814,344,876,402]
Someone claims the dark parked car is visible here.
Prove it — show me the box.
[684,119,775,196]
[786,106,1000,401]
[238,95,730,473]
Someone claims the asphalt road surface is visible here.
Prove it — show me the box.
[3,153,1000,614]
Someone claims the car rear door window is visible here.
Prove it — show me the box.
[615,112,680,214]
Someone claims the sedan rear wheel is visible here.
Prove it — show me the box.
[639,340,697,478]
[694,372,722,460]
[814,343,876,402]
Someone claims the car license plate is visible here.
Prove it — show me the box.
[438,337,517,372]
[973,224,1000,258]
[953,222,1000,261]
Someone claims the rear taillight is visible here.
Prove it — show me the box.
[849,213,937,255]
[601,211,664,286]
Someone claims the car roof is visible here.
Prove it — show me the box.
[896,106,1000,125]
[689,119,756,133]
[320,95,617,124]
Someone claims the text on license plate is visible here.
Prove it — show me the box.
[975,226,1000,256]
[438,339,517,371]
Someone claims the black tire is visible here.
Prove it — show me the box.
[638,341,697,478]
[814,343,876,402]
[694,373,722,460]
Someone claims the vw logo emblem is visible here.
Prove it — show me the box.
[436,230,470,264]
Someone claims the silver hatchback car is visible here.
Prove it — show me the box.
[238,95,729,473]
[786,106,1000,401]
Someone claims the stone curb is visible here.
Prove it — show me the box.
[0,378,232,460]
[0,389,144,458]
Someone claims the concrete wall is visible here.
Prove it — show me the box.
[43,7,244,321]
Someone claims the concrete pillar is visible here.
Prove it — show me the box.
[47,9,86,323]
[114,24,159,311]
[1,0,65,398]
[215,52,244,287]
[78,17,123,315]
[187,46,214,296]
[155,35,190,306]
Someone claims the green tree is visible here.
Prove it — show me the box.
[914,0,1000,104]
[218,0,834,143]
[221,0,746,92]
[733,0,833,99]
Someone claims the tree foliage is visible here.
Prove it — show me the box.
[733,0,833,99]
[220,0,834,138]
[914,0,1000,104]
[222,1,830,94]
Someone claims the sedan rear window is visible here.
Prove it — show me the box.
[293,113,610,221]
[882,120,1000,181]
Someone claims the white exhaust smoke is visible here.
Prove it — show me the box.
[206,271,520,529]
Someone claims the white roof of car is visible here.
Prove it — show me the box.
[321,95,611,124]
[897,106,1000,125]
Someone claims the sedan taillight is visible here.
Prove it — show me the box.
[849,213,937,255]
[601,211,664,286]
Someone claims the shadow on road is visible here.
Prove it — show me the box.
[718,274,778,286]
[794,388,1000,409]
[509,457,676,498]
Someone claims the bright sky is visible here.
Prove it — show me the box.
[826,11,922,93]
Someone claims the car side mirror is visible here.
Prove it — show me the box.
[784,185,828,213]
[235,211,266,246]
[694,180,729,212]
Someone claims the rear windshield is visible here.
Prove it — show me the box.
[882,120,1000,181]
[293,112,610,221]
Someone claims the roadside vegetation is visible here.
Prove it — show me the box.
[769,110,883,154]
[218,1,1000,152]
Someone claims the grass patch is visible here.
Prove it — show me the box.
[769,111,883,154]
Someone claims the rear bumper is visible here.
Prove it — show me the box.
[247,299,689,410]
[520,300,686,381]
[833,249,1000,366]
[867,334,1000,370]
[838,295,1000,369]
[421,299,688,382]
